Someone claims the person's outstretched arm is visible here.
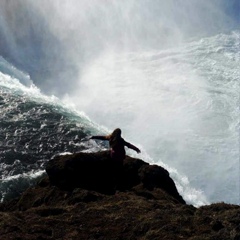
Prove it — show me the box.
[90,135,109,141]
[124,141,141,153]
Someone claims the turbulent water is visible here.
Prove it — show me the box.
[0,1,239,206]
[0,67,98,201]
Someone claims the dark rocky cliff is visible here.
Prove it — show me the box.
[45,151,185,204]
[0,151,239,240]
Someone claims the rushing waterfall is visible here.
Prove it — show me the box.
[0,0,239,206]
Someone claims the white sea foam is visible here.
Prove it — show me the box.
[0,170,46,202]
[133,149,209,207]
[68,31,239,205]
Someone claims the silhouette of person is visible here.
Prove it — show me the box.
[91,128,140,190]
[90,128,140,162]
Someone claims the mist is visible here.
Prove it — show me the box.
[0,0,238,95]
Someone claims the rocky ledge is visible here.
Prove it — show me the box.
[0,151,240,240]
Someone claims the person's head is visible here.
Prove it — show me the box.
[111,128,121,139]
[109,128,122,145]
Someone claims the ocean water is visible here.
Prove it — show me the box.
[0,1,239,206]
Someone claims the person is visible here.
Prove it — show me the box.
[90,128,140,162]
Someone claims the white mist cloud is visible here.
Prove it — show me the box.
[0,0,236,95]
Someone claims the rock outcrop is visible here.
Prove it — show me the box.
[0,151,240,240]
[46,151,185,204]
